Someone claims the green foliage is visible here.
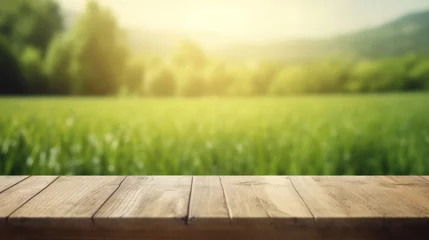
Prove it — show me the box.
[409,61,429,90]
[251,61,280,95]
[146,66,176,96]
[44,34,73,94]
[203,63,234,96]
[1,95,429,175]
[0,36,25,94]
[0,0,63,53]
[176,67,206,97]
[226,65,254,96]
[122,58,145,95]
[0,0,62,95]
[66,1,128,95]
[19,46,46,94]
[1,0,429,97]
[172,40,206,69]
[269,66,307,95]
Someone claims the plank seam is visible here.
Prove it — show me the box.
[0,176,31,195]
[219,176,233,224]
[185,176,195,225]
[91,176,128,225]
[420,176,429,185]
[5,176,60,224]
[250,184,272,219]
[289,177,316,221]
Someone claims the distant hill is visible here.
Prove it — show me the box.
[215,9,429,61]
[125,28,241,56]
[61,9,240,56]
[62,7,429,61]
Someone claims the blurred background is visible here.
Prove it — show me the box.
[1,0,429,175]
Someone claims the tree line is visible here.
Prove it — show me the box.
[1,0,429,96]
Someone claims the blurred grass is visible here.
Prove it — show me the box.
[1,94,429,175]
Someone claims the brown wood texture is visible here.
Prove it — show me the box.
[94,176,192,230]
[0,176,29,193]
[219,176,313,228]
[1,176,429,240]
[187,176,230,228]
[290,176,429,227]
[0,176,58,223]
[7,176,125,229]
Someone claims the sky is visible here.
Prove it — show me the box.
[57,0,429,42]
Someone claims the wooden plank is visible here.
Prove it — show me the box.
[220,176,313,229]
[94,176,192,230]
[248,176,314,226]
[0,176,29,193]
[8,176,125,229]
[290,176,429,227]
[0,176,58,223]
[187,176,230,228]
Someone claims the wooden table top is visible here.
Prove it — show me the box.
[1,176,429,231]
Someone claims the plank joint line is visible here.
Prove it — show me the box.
[185,176,195,224]
[420,176,429,184]
[91,176,128,225]
[5,176,60,224]
[0,176,31,195]
[289,177,316,221]
[219,176,232,223]
[250,183,272,219]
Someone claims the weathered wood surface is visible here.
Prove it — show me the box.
[0,176,29,193]
[7,176,125,229]
[94,176,191,229]
[291,176,429,227]
[0,176,429,240]
[218,176,313,228]
[0,176,57,223]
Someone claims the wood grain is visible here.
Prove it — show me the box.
[0,176,58,224]
[94,176,192,230]
[220,176,313,229]
[2,175,429,239]
[187,176,230,228]
[290,176,429,227]
[0,176,29,193]
[7,176,125,229]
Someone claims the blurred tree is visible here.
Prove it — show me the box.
[0,0,63,95]
[305,60,352,93]
[176,67,206,97]
[409,60,429,90]
[227,65,254,96]
[44,34,73,94]
[204,63,234,96]
[269,65,307,95]
[146,66,176,96]
[0,36,25,94]
[251,61,280,95]
[346,61,380,92]
[0,0,63,54]
[145,56,163,70]
[172,40,206,69]
[375,59,407,91]
[122,58,145,95]
[20,46,46,94]
[67,1,129,95]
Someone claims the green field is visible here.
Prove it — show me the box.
[1,94,429,175]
